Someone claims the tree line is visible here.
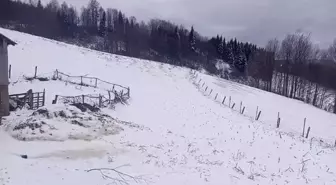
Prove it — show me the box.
[248,33,336,113]
[1,0,336,113]
[0,0,257,73]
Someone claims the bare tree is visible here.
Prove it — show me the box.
[292,32,312,99]
[279,34,295,97]
[265,38,280,92]
[266,38,280,59]
[328,39,336,62]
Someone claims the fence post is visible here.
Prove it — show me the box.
[256,106,258,120]
[43,89,45,106]
[229,96,231,107]
[120,90,124,101]
[95,78,98,88]
[231,103,235,109]
[8,65,11,79]
[127,87,130,98]
[215,93,218,100]
[80,76,83,85]
[108,91,111,104]
[56,69,59,79]
[37,92,40,109]
[240,101,242,113]
[241,107,245,114]
[82,95,85,104]
[28,90,33,109]
[222,96,226,104]
[277,112,280,128]
[99,94,102,107]
[257,111,261,121]
[205,86,208,92]
[198,79,201,84]
[305,127,311,138]
[52,95,58,104]
[302,118,306,137]
[202,82,205,88]
[34,66,37,78]
[209,89,213,95]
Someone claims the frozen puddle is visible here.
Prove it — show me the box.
[31,148,109,160]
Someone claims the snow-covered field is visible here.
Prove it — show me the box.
[1,28,336,185]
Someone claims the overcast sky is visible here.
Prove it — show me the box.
[40,0,336,48]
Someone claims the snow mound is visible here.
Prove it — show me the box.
[3,104,124,141]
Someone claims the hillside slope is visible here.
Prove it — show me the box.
[0,28,335,185]
[197,73,336,140]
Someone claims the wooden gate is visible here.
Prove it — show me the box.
[9,89,45,110]
[31,90,45,109]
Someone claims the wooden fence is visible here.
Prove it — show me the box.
[54,70,130,100]
[190,70,318,141]
[52,92,125,108]
[9,89,46,110]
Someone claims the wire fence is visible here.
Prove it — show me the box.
[190,70,336,148]
[8,66,131,108]
[8,66,130,100]
[53,89,128,108]
[54,70,130,99]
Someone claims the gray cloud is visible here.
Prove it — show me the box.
[42,0,336,48]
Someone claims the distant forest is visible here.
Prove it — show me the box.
[1,0,336,114]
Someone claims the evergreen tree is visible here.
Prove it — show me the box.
[222,38,229,62]
[0,0,11,19]
[87,0,100,32]
[189,26,196,52]
[234,43,247,73]
[227,39,235,65]
[98,9,106,37]
[218,36,224,56]
[37,0,43,9]
[167,26,180,60]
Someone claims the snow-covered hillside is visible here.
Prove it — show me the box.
[197,73,336,141]
[1,28,336,185]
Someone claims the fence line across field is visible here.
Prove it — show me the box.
[8,66,131,110]
[53,92,124,108]
[191,70,320,142]
[55,70,130,99]
[8,66,131,99]
[55,70,128,89]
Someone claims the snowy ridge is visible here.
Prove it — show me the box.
[0,28,336,185]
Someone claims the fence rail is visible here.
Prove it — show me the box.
[8,66,130,109]
[52,92,126,108]
[54,70,130,99]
